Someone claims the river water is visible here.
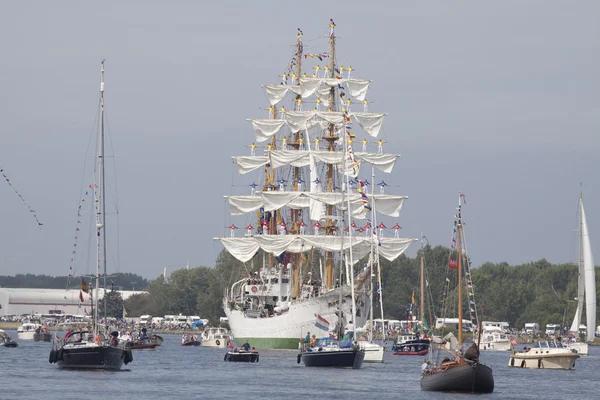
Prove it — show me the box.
[1,331,597,399]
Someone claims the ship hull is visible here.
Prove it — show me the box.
[225,287,368,350]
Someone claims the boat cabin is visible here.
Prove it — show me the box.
[434,318,474,332]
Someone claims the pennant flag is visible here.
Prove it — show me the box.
[449,258,458,269]
[79,290,84,303]
[411,291,415,304]
[81,278,89,293]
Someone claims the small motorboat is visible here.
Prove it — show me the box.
[392,333,430,356]
[181,334,201,346]
[181,340,201,346]
[1,330,18,348]
[224,349,259,362]
[127,340,160,350]
[33,331,53,342]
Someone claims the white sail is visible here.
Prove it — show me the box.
[581,199,596,342]
[569,195,596,342]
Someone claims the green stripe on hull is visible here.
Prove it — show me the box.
[233,337,300,350]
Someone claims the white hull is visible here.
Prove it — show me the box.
[225,286,367,348]
[202,339,227,348]
[359,341,384,363]
[17,331,35,340]
[509,353,579,369]
[481,340,512,351]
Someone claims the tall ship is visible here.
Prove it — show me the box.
[216,21,416,349]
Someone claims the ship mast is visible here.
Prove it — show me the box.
[292,29,303,299]
[324,19,337,290]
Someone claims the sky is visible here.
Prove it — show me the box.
[0,0,598,280]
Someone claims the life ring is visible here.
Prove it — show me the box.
[251,286,258,293]
[216,339,221,346]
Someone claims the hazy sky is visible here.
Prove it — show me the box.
[1,1,598,280]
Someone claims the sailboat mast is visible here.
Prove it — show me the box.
[98,60,108,333]
[420,236,425,329]
[457,195,463,345]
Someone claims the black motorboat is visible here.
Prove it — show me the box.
[49,331,133,370]
[298,338,364,369]
[224,350,259,362]
[1,330,18,348]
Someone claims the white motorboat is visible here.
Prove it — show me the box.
[202,327,232,348]
[480,331,513,351]
[17,322,42,340]
[508,341,580,369]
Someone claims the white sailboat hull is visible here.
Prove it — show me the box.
[359,341,384,363]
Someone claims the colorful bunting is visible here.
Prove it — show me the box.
[0,167,43,226]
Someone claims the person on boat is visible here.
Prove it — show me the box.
[464,343,480,363]
[251,346,257,353]
[241,340,251,351]
[310,334,317,347]
[421,359,431,374]
[182,333,188,344]
[110,332,119,346]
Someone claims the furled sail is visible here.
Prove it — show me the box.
[226,192,406,220]
[218,235,415,264]
[263,78,371,106]
[247,110,386,141]
[233,150,398,175]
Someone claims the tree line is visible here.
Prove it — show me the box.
[3,248,598,331]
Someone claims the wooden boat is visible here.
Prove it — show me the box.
[224,350,259,362]
[127,341,159,350]
[33,332,52,342]
[420,194,494,393]
[421,362,494,393]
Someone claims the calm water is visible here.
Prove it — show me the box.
[1,331,597,400]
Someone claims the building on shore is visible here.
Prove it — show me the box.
[0,288,145,316]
